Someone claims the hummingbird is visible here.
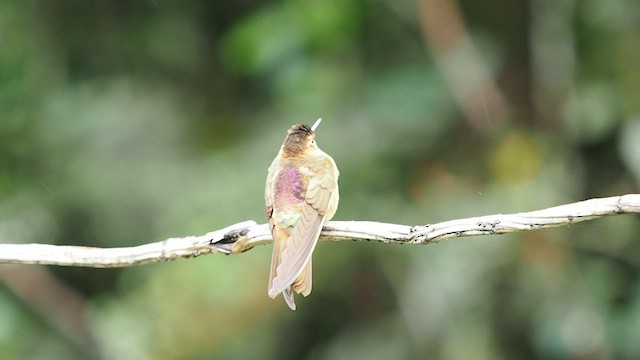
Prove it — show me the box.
[265,119,339,310]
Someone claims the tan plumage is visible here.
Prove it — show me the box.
[265,122,339,310]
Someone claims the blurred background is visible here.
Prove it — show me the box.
[1,0,639,359]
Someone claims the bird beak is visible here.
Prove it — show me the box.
[311,118,322,132]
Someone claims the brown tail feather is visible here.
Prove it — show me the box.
[292,259,312,296]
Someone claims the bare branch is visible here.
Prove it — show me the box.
[0,195,638,268]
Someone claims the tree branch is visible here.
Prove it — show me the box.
[0,194,638,268]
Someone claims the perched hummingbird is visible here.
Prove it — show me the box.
[265,119,339,310]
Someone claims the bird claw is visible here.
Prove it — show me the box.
[209,220,257,253]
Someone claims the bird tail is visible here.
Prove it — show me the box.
[292,259,312,296]
[283,287,296,311]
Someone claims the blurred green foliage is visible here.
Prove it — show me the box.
[0,0,639,359]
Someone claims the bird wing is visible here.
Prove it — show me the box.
[265,158,278,221]
[265,158,281,294]
[268,167,336,298]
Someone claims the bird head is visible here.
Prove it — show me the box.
[281,119,322,157]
